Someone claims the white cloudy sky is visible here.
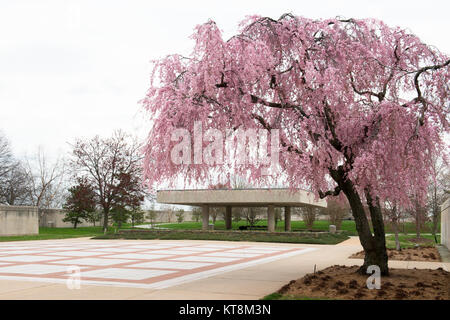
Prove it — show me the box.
[0,0,449,160]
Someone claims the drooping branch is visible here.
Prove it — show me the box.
[249,94,310,119]
[318,185,341,199]
[413,59,450,125]
[251,113,304,156]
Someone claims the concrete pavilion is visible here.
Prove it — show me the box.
[157,188,327,232]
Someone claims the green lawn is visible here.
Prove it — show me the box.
[385,233,440,249]
[158,219,438,236]
[0,226,119,242]
[0,220,439,245]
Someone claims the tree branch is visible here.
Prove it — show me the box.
[318,186,341,199]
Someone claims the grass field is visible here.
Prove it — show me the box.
[0,226,108,242]
[0,219,439,245]
[158,219,439,236]
[0,222,142,242]
[385,233,440,248]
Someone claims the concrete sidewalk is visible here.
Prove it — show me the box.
[0,237,447,300]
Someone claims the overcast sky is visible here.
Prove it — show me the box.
[1,0,449,161]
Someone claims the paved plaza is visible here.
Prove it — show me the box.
[0,237,447,299]
[0,239,315,289]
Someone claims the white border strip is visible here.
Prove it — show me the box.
[0,248,317,290]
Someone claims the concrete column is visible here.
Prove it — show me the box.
[225,206,232,230]
[202,205,210,231]
[284,206,291,232]
[267,205,275,232]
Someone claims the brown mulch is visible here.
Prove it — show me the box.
[277,265,450,300]
[350,247,441,262]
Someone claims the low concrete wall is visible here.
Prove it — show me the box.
[151,211,194,223]
[441,198,450,249]
[0,205,39,236]
[40,208,98,228]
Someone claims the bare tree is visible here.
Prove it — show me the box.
[325,198,350,230]
[384,200,402,250]
[24,147,66,219]
[0,161,31,205]
[70,130,143,233]
[147,204,158,225]
[407,197,428,239]
[299,206,318,230]
[229,176,248,224]
[244,207,263,227]
[209,207,223,224]
[165,206,175,223]
[0,132,14,180]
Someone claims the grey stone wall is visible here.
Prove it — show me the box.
[40,208,98,228]
[0,205,39,236]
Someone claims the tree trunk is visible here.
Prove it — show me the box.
[432,187,439,243]
[416,210,421,239]
[339,177,389,276]
[391,206,401,251]
[392,218,401,251]
[103,210,109,234]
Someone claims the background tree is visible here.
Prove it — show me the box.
[164,206,175,223]
[62,178,96,228]
[274,207,283,228]
[111,171,146,228]
[0,161,30,205]
[0,133,31,205]
[208,182,228,224]
[176,209,185,223]
[326,198,349,230]
[110,207,129,229]
[0,132,14,181]
[383,200,402,250]
[114,171,146,215]
[245,207,262,227]
[129,208,145,227]
[407,196,428,239]
[232,209,242,223]
[191,207,202,222]
[85,210,102,227]
[70,130,143,233]
[25,147,66,218]
[142,14,449,275]
[147,205,158,226]
[299,207,318,230]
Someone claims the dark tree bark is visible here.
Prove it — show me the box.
[330,167,389,276]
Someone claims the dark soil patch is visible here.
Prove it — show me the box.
[274,265,449,300]
[350,247,441,262]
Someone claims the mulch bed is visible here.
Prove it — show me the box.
[350,247,441,262]
[276,265,449,300]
